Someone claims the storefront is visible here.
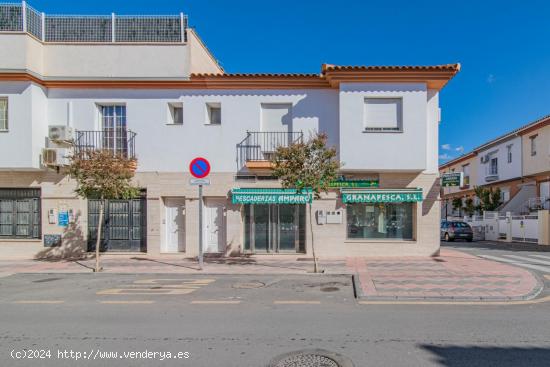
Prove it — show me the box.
[232,188,311,253]
[342,188,422,241]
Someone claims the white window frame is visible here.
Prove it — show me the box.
[167,102,183,125]
[489,157,498,175]
[363,97,403,133]
[530,135,537,156]
[206,102,222,125]
[506,144,513,163]
[0,97,8,132]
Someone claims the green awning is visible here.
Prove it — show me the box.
[341,188,423,203]
[231,188,312,205]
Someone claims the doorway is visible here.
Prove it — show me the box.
[163,198,185,253]
[204,198,226,253]
[243,204,305,253]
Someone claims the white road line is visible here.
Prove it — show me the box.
[530,254,550,261]
[504,255,550,267]
[190,300,241,304]
[100,300,155,304]
[480,255,550,273]
[13,300,65,304]
[274,301,321,305]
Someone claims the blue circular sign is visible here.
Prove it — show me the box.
[189,157,211,179]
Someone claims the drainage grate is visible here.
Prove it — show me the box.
[321,287,339,292]
[268,349,354,367]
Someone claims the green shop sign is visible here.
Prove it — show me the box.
[342,189,423,203]
[328,179,379,188]
[441,172,463,187]
[231,188,312,205]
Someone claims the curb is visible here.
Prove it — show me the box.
[353,270,545,303]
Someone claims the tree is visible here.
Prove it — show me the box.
[69,150,139,272]
[272,133,341,273]
[473,186,502,212]
[463,197,476,216]
[451,197,463,217]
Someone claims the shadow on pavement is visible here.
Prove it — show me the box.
[421,345,550,367]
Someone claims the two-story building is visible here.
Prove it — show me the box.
[0,2,459,259]
[440,115,550,216]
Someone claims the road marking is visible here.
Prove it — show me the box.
[97,278,216,296]
[504,254,550,267]
[13,300,65,304]
[274,300,321,305]
[97,288,196,295]
[530,254,550,261]
[190,300,241,304]
[100,300,155,304]
[480,255,550,273]
[358,295,550,306]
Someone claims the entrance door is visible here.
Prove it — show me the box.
[204,198,225,253]
[163,198,185,253]
[244,204,304,253]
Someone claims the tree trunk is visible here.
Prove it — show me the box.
[308,202,318,273]
[95,199,104,273]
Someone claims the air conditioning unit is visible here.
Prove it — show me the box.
[42,148,70,167]
[48,125,74,142]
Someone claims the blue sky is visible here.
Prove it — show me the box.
[27,0,550,163]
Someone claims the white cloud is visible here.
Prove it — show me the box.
[441,144,451,150]
[455,146,464,153]
[439,153,453,160]
[487,74,496,84]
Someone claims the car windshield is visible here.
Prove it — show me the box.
[452,222,468,227]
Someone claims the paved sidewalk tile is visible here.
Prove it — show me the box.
[349,248,542,301]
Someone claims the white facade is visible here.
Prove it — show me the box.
[475,135,522,186]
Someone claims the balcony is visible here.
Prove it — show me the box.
[74,130,137,160]
[237,131,303,170]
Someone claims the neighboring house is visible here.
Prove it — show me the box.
[0,2,459,259]
[440,115,550,216]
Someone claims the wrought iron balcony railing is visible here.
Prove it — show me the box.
[237,131,303,168]
[74,130,136,159]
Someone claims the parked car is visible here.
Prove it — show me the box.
[441,221,473,242]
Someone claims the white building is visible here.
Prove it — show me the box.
[0,2,459,259]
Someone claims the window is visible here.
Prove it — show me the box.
[364,98,402,132]
[507,144,513,163]
[0,97,7,131]
[168,103,183,125]
[462,164,470,186]
[0,189,41,239]
[206,103,221,125]
[347,202,413,240]
[530,135,537,156]
[99,105,128,156]
[489,157,498,175]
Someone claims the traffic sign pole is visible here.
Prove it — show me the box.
[189,157,211,270]
[198,184,204,269]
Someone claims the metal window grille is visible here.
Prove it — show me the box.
[25,3,41,39]
[0,3,22,31]
[115,15,182,42]
[0,188,41,239]
[45,15,112,42]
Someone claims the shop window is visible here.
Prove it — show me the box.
[364,98,402,132]
[346,202,413,240]
[0,189,41,239]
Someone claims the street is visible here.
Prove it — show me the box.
[1,252,550,367]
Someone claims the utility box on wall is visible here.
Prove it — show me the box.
[326,210,343,224]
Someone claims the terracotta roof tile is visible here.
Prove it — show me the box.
[191,73,320,78]
[321,63,461,73]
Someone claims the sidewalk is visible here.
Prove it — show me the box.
[0,249,543,301]
[349,248,542,301]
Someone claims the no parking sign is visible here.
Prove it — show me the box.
[189,157,211,179]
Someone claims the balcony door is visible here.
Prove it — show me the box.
[100,105,128,156]
[260,104,292,159]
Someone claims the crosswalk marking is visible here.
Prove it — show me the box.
[504,255,550,267]
[480,255,550,273]
[530,254,550,260]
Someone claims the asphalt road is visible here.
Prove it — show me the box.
[1,267,550,367]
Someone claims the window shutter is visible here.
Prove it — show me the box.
[364,98,402,131]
